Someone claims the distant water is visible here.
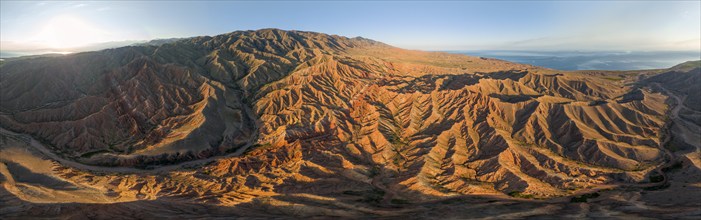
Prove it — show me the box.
[1,51,73,58]
[448,50,701,71]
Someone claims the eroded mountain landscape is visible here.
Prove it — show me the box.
[1,29,700,219]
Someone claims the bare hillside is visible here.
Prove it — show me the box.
[1,29,699,219]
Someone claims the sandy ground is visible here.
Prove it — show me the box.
[0,135,139,204]
[0,127,257,174]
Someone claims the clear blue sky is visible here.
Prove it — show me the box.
[1,1,700,51]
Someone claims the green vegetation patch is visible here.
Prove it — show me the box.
[79,149,110,158]
[390,198,410,204]
[672,60,701,71]
[649,174,664,183]
[239,143,274,155]
[507,191,534,199]
[644,183,670,191]
[368,166,381,177]
[570,192,600,203]
[344,188,386,204]
[440,198,466,204]
[342,190,364,196]
[603,77,624,81]
[662,161,683,172]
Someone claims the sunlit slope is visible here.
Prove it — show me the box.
[0,29,698,202]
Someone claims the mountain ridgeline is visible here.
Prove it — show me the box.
[1,29,700,217]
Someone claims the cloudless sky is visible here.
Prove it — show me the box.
[1,1,700,51]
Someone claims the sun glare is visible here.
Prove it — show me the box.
[33,15,108,49]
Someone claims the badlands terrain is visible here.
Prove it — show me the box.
[0,29,700,219]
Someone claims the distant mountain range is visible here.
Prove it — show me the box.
[0,38,182,58]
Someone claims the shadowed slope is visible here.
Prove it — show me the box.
[1,29,699,217]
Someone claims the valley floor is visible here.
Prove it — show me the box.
[1,131,700,219]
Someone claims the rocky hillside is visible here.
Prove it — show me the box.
[1,29,699,218]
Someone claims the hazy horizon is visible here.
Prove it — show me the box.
[1,1,700,54]
[2,28,699,71]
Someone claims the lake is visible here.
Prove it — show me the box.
[448,50,701,71]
